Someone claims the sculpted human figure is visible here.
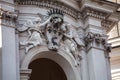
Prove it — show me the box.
[18,19,44,53]
[61,23,84,66]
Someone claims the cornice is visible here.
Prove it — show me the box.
[82,7,108,19]
[81,6,117,32]
[0,1,15,7]
[14,0,80,20]
[101,19,116,32]
[10,0,120,32]
[94,0,120,8]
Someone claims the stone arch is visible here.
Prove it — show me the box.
[21,46,81,80]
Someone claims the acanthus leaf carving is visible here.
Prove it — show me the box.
[84,32,111,53]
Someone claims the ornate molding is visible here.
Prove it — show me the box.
[20,69,32,80]
[84,32,111,53]
[14,0,79,19]
[14,0,117,32]
[101,19,116,32]
[82,7,116,32]
[17,9,85,66]
[82,7,108,19]
[0,8,18,26]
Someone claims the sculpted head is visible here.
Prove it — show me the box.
[48,9,64,24]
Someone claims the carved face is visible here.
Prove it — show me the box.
[51,17,63,24]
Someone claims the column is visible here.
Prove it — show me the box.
[0,2,19,80]
[84,16,111,80]
[0,17,2,80]
[20,69,32,80]
[80,47,89,80]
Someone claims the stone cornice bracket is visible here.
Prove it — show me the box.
[101,19,116,32]
[82,7,108,20]
[0,8,18,26]
[14,0,80,20]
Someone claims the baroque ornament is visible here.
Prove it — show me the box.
[17,9,84,66]
[84,32,111,53]
[0,8,18,26]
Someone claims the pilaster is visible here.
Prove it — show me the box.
[80,47,89,80]
[0,2,19,80]
[83,7,112,80]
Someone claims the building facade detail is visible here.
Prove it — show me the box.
[0,8,18,27]
[0,0,120,80]
[17,9,84,66]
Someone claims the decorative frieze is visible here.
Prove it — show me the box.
[14,0,79,19]
[0,8,18,26]
[82,7,108,19]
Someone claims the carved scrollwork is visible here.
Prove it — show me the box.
[17,9,84,66]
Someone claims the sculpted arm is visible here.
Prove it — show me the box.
[39,16,51,27]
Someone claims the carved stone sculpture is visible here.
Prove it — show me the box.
[17,9,85,66]
[17,19,44,53]
[61,23,84,66]
[85,32,112,54]
[84,32,95,45]
[94,34,102,43]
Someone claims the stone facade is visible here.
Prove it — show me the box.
[0,0,120,80]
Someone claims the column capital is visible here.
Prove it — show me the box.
[84,32,111,52]
[20,69,32,80]
[0,8,18,27]
[80,46,86,51]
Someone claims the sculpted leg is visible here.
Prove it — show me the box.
[25,45,34,53]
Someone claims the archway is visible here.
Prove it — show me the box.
[20,47,81,80]
[29,58,67,80]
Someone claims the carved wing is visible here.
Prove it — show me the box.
[17,20,34,32]
[37,13,49,23]
[71,25,85,47]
